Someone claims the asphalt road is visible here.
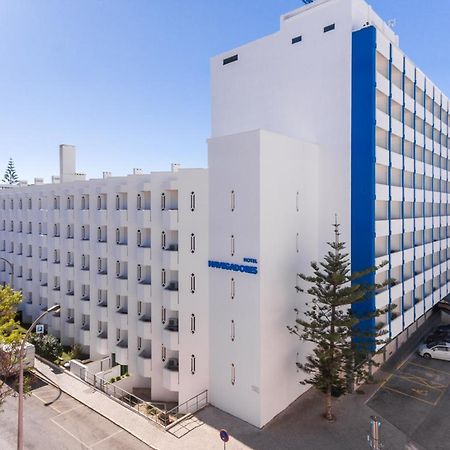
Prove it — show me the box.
[0,376,151,450]
[367,349,450,450]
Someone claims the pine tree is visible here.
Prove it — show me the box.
[2,158,19,185]
[288,219,393,421]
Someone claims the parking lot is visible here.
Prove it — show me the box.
[0,376,152,450]
[368,347,450,450]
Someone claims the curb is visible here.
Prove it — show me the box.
[33,356,159,450]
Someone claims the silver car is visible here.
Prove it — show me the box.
[418,343,450,361]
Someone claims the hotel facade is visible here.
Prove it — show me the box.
[1,0,449,428]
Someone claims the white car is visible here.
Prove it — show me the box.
[418,343,450,361]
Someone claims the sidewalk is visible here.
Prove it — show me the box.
[33,358,250,449]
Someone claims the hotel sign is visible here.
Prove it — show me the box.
[208,257,258,275]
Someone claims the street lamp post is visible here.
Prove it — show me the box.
[17,304,60,450]
[0,256,14,287]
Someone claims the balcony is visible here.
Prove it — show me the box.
[39,284,48,297]
[79,239,90,253]
[162,328,179,351]
[94,209,108,224]
[113,244,128,260]
[136,246,151,264]
[50,311,61,332]
[79,269,90,284]
[96,242,108,258]
[96,332,108,355]
[162,360,179,391]
[162,249,178,269]
[65,319,75,338]
[162,286,179,311]
[115,210,128,226]
[137,352,152,377]
[79,327,90,346]
[136,210,151,228]
[161,209,178,230]
[136,316,152,339]
[96,302,108,321]
[115,340,128,365]
[65,293,75,309]
[80,298,90,315]
[137,282,152,302]
[115,309,128,329]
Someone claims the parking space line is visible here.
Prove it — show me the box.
[90,429,123,448]
[50,417,90,449]
[407,361,450,376]
[382,385,437,406]
[52,404,84,416]
[391,372,447,390]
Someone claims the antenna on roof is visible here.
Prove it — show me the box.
[387,18,397,29]
[302,0,314,4]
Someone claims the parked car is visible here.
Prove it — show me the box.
[435,324,450,333]
[425,330,450,345]
[418,343,450,361]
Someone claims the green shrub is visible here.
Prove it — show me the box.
[29,334,63,362]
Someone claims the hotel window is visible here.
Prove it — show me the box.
[223,54,238,65]
[116,261,120,277]
[38,198,42,210]
[231,320,235,342]
[324,23,335,33]
[28,198,32,209]
[10,220,14,232]
[296,233,300,253]
[116,328,120,342]
[190,233,196,253]
[97,321,102,333]
[190,355,196,375]
[161,231,166,249]
[161,193,166,211]
[161,269,166,287]
[38,222,42,235]
[190,273,196,293]
[137,337,142,351]
[81,254,89,269]
[190,192,196,211]
[231,190,235,211]
[116,295,121,309]
[97,257,102,273]
[137,229,142,247]
[97,195,101,210]
[231,235,235,256]
[54,250,60,263]
[115,195,120,210]
[137,194,142,211]
[296,191,300,212]
[161,345,166,362]
[137,264,142,281]
[53,196,59,210]
[67,225,73,238]
[137,301,142,316]
[81,195,89,210]
[231,364,236,385]
[28,222,32,234]
[161,306,166,324]
[190,314,196,334]
[231,278,235,299]
[19,198,22,209]
[116,228,120,244]
[67,196,74,209]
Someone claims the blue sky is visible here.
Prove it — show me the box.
[1,0,449,182]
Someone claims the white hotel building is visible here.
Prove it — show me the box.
[1,0,449,428]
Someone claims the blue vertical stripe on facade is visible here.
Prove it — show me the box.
[351,26,377,352]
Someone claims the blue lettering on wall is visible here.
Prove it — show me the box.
[208,260,258,275]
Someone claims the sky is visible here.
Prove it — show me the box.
[1,0,449,183]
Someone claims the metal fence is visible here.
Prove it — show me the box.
[81,370,208,429]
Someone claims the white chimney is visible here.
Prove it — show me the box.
[171,163,181,173]
[133,168,143,175]
[103,172,112,179]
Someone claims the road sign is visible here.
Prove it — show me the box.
[220,429,229,443]
[36,324,44,335]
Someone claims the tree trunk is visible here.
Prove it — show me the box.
[325,390,334,421]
